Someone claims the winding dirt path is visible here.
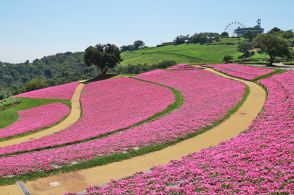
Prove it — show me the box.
[1,69,266,195]
[0,83,85,147]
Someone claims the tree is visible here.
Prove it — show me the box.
[133,40,145,50]
[223,55,233,63]
[243,31,259,42]
[174,35,189,44]
[269,27,281,33]
[189,32,220,44]
[254,34,291,66]
[281,30,294,39]
[120,45,134,52]
[220,32,229,38]
[237,40,254,59]
[84,44,121,77]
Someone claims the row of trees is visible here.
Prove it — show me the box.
[174,32,222,45]
[120,40,146,52]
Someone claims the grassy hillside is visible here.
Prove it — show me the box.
[121,44,243,66]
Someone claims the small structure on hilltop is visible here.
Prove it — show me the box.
[225,19,264,37]
[234,19,264,37]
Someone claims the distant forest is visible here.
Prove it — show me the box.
[0,52,97,99]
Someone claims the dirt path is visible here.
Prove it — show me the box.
[0,83,85,147]
[0,69,266,195]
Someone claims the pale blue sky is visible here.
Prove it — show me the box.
[0,0,293,63]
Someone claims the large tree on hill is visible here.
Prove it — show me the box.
[133,40,145,50]
[84,44,121,77]
[254,34,291,66]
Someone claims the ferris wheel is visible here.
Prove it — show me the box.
[225,21,245,37]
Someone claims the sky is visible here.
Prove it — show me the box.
[0,0,293,63]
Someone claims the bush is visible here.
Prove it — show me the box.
[114,60,176,74]
[0,97,22,111]
[157,60,177,69]
[0,88,12,100]
[223,55,233,63]
[25,78,48,92]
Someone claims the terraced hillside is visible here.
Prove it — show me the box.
[0,65,245,181]
[74,70,293,194]
[0,64,292,195]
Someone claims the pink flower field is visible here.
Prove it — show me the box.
[70,71,294,194]
[0,77,174,155]
[0,68,245,176]
[16,81,79,100]
[0,103,70,138]
[206,64,273,80]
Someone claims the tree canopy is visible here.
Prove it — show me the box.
[243,31,259,42]
[254,34,291,66]
[269,27,281,33]
[174,35,189,45]
[237,40,254,59]
[120,40,146,52]
[84,44,121,76]
[220,32,229,38]
[189,32,220,44]
[133,40,145,50]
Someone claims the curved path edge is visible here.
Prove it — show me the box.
[1,69,266,195]
[0,83,85,147]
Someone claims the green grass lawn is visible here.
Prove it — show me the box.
[121,43,269,66]
[0,98,70,129]
[120,43,256,66]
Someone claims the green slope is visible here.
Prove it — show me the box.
[121,44,241,65]
[120,43,268,66]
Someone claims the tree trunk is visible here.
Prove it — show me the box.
[90,66,109,81]
[101,67,108,75]
[269,55,275,66]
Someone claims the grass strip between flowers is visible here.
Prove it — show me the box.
[0,98,70,132]
[0,109,70,142]
[252,69,287,82]
[0,78,249,186]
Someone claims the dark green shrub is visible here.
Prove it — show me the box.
[114,60,176,74]
[25,78,48,92]
[223,55,233,63]
[0,98,22,111]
